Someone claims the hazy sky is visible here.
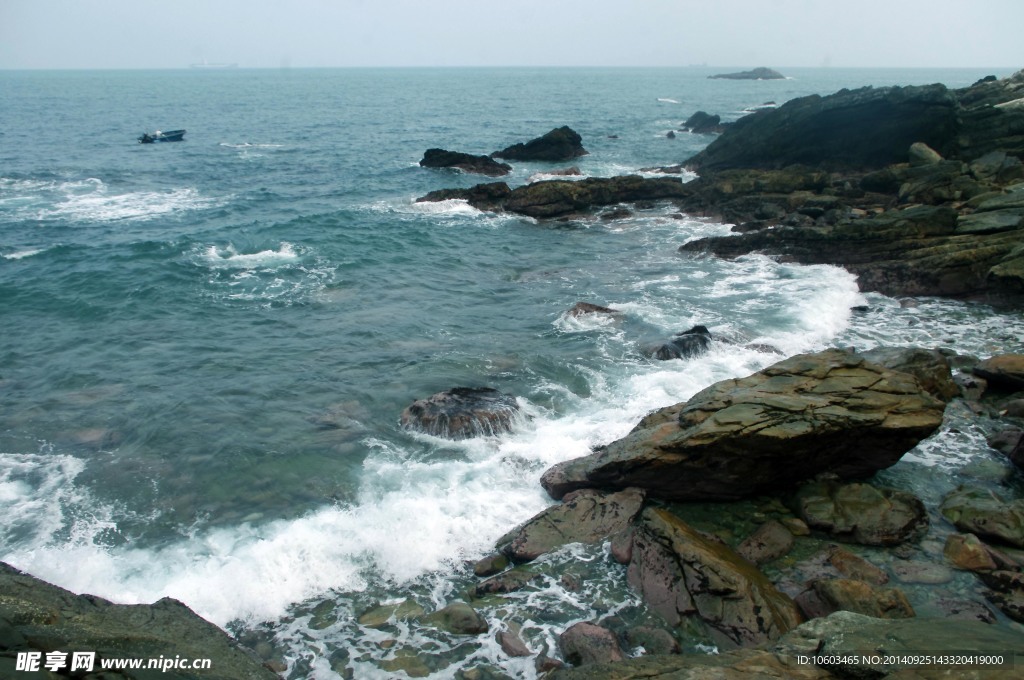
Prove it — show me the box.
[1,0,1021,70]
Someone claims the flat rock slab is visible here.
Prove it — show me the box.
[542,349,946,502]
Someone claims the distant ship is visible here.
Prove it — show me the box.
[189,59,238,69]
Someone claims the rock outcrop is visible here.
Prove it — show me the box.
[790,480,928,546]
[400,387,520,439]
[675,70,1024,301]
[418,175,688,219]
[419,148,512,177]
[492,126,589,162]
[0,561,278,680]
[541,349,946,501]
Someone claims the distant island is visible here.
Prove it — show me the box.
[709,67,785,80]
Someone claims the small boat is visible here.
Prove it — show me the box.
[138,129,186,144]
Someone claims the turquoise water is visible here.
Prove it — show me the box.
[2,67,1023,678]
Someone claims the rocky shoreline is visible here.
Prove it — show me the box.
[5,71,1024,678]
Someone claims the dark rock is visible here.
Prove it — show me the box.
[666,130,675,139]
[681,203,1024,299]
[502,175,688,219]
[400,387,520,439]
[940,486,1024,548]
[736,519,795,565]
[642,325,712,361]
[472,567,539,597]
[425,602,488,635]
[627,507,803,647]
[681,111,723,134]
[496,487,645,563]
[566,302,620,318]
[791,480,928,546]
[541,349,945,502]
[558,622,625,666]
[709,67,786,80]
[974,353,1024,391]
[978,570,1024,623]
[473,553,510,577]
[493,126,588,162]
[496,628,532,657]
[687,83,958,173]
[859,346,959,402]
[420,148,512,177]
[988,426,1023,457]
[416,181,511,211]
[0,562,278,680]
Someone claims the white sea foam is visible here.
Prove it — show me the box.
[657,98,681,104]
[2,248,45,260]
[405,198,484,217]
[6,177,226,223]
[200,242,300,269]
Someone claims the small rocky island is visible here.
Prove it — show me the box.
[709,66,786,80]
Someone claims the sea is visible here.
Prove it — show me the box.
[2,66,1023,678]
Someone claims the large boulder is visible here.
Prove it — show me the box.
[541,349,946,502]
[627,508,803,647]
[496,487,645,563]
[858,346,959,402]
[419,148,512,177]
[0,562,278,680]
[492,126,588,162]
[400,387,520,439]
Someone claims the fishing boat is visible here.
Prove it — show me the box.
[138,129,186,144]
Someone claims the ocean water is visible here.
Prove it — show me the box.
[2,66,1023,678]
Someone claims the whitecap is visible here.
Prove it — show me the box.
[3,248,45,260]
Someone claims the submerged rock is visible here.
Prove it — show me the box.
[400,387,520,439]
[492,126,588,162]
[566,301,620,317]
[419,148,512,177]
[642,325,713,360]
[940,486,1024,548]
[541,349,945,501]
[791,480,928,546]
[796,578,915,620]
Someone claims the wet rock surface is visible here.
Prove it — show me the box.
[541,348,946,501]
[400,387,521,439]
[626,507,803,647]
